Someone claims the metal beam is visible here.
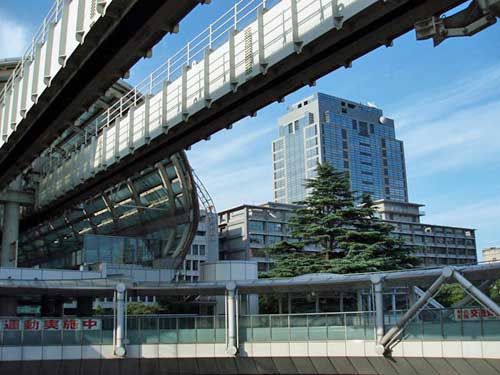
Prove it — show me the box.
[378,267,454,353]
[453,270,500,316]
[0,190,34,206]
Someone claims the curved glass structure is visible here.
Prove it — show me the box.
[17,152,199,270]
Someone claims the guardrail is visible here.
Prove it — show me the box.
[2,309,499,347]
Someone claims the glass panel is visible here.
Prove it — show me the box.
[62,330,81,345]
[44,330,63,346]
[483,319,500,341]
[2,331,22,346]
[327,314,345,340]
[196,317,215,343]
[102,317,114,345]
[345,313,366,340]
[178,317,196,343]
[216,316,226,343]
[270,315,289,341]
[290,315,308,341]
[127,317,141,345]
[23,331,42,346]
[308,315,327,340]
[252,316,271,341]
[159,317,177,344]
[140,317,159,344]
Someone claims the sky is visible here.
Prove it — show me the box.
[1,1,500,257]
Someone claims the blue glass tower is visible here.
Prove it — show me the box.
[272,93,408,204]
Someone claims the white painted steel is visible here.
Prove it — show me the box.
[35,0,377,208]
[0,0,109,147]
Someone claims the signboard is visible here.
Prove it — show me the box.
[0,318,101,331]
[454,308,496,321]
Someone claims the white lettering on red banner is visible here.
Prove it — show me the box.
[0,318,102,331]
[454,308,495,320]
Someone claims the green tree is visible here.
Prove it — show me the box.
[331,194,420,273]
[264,163,420,278]
[127,302,162,315]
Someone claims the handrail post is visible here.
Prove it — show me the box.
[114,283,127,357]
[226,281,238,355]
[371,275,385,347]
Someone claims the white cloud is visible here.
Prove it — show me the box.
[401,100,500,178]
[188,115,276,211]
[0,11,29,58]
[391,63,500,130]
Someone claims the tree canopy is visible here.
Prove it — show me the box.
[264,163,420,278]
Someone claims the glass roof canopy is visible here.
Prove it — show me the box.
[17,151,198,270]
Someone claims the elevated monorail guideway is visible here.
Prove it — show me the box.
[0,0,210,190]
[30,0,499,223]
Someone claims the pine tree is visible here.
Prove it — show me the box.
[264,163,420,278]
[331,194,420,273]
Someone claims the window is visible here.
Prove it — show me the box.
[308,113,314,124]
[360,152,371,157]
[197,231,206,236]
[249,221,264,232]
[324,111,330,123]
[288,123,293,134]
[359,122,369,136]
[267,222,283,232]
[352,120,358,130]
[266,236,282,245]
[370,124,374,133]
[199,245,206,256]
[192,244,198,255]
[249,234,265,245]
[341,129,348,138]
[344,161,349,168]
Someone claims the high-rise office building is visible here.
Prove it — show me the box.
[272,93,408,204]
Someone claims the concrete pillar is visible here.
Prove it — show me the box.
[0,296,18,316]
[1,178,21,267]
[76,297,94,316]
[371,275,385,347]
[226,282,238,355]
[41,297,64,317]
[114,283,127,357]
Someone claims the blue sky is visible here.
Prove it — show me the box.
[1,1,500,256]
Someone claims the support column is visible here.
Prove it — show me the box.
[371,275,385,348]
[1,178,21,267]
[114,283,127,357]
[226,281,238,355]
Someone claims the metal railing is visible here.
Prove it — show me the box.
[0,0,65,101]
[36,0,357,205]
[66,0,279,147]
[1,309,500,347]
